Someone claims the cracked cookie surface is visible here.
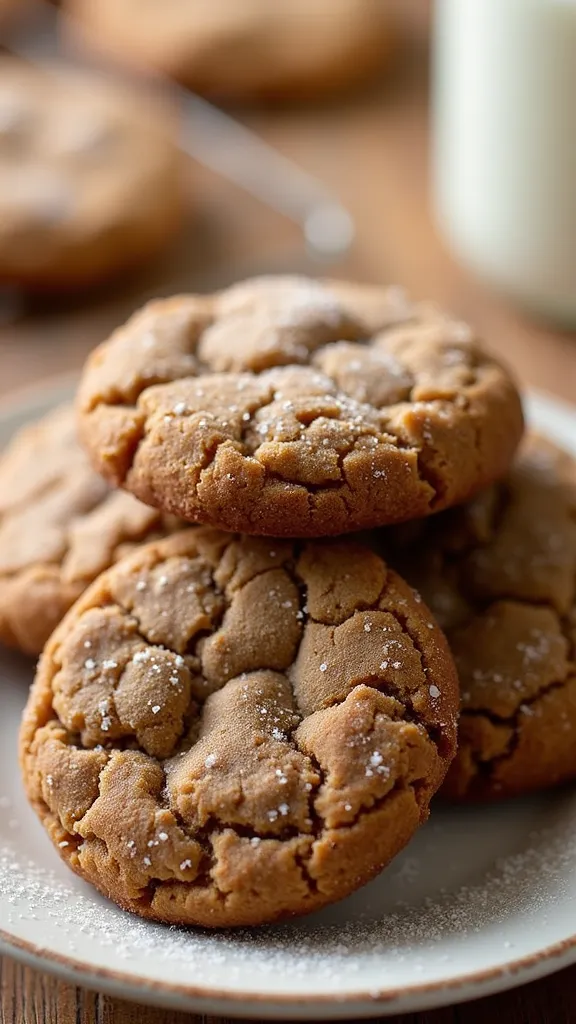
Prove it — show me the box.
[0,403,179,654]
[20,529,459,927]
[64,0,395,103]
[0,59,182,290]
[77,275,524,538]
[382,435,576,802]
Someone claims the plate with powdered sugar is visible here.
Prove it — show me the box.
[1,379,576,1020]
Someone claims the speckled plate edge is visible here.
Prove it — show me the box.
[0,376,576,1021]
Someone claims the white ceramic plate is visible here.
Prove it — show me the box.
[1,379,576,1020]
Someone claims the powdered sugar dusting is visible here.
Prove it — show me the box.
[2,652,573,998]
[2,792,576,998]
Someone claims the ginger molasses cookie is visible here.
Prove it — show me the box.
[0,403,179,655]
[64,0,395,103]
[0,59,182,290]
[77,276,524,538]
[385,436,576,802]
[21,529,459,927]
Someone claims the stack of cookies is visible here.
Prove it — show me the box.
[7,275,575,929]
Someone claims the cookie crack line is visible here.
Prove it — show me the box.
[380,603,448,754]
[70,536,427,736]
[21,527,459,927]
[0,401,192,655]
[31,531,447,746]
[30,677,437,913]
[456,588,575,628]
[78,277,523,536]
[39,753,429,889]
[122,403,439,517]
[84,304,484,419]
[461,670,576,731]
[382,436,576,803]
[43,538,450,761]
[456,669,576,790]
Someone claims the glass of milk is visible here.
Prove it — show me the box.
[433,0,576,326]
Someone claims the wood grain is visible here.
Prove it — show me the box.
[3,956,576,1024]
[1,1,575,1022]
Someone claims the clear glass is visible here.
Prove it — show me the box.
[433,0,576,327]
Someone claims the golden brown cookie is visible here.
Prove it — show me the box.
[0,59,183,290]
[383,435,576,802]
[64,0,395,103]
[20,529,459,927]
[77,275,524,538]
[0,403,179,655]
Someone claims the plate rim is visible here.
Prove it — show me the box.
[2,921,576,1019]
[2,374,576,1019]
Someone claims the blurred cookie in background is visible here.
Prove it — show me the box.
[63,0,396,103]
[0,59,184,291]
[0,403,181,655]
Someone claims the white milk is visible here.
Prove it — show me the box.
[433,0,576,326]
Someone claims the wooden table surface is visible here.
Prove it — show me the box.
[1,4,575,1022]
